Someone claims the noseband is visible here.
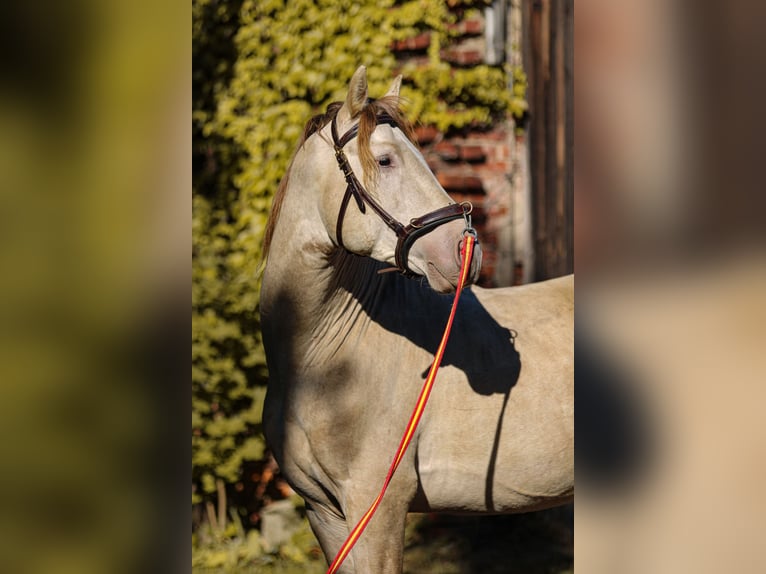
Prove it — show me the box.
[331,114,472,276]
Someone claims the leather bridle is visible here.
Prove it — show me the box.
[331,113,472,276]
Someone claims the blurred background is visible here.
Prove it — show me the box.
[0,0,188,573]
[576,0,766,572]
[2,0,765,572]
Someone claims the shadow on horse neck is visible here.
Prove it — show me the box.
[266,249,521,516]
[326,249,521,397]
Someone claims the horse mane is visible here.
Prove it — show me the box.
[261,95,416,264]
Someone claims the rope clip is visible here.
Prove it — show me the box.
[460,202,477,240]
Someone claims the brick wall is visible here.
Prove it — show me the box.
[392,8,527,287]
[419,125,516,287]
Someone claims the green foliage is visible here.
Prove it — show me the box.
[192,504,325,573]
[403,62,514,131]
[192,0,523,550]
[509,64,529,129]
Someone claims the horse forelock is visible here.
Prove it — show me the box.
[261,95,415,264]
[356,96,416,190]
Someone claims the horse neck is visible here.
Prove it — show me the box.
[261,229,395,360]
[261,134,435,363]
[261,147,394,360]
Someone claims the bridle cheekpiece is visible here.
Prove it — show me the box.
[330,113,472,276]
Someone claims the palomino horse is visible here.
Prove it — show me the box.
[260,66,573,572]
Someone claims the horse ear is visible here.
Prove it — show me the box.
[337,66,368,127]
[384,75,403,98]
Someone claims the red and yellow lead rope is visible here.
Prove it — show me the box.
[326,233,476,574]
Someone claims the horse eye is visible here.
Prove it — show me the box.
[377,155,392,167]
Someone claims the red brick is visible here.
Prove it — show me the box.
[414,125,439,145]
[448,17,484,37]
[441,48,484,66]
[391,32,431,52]
[434,142,460,161]
[462,18,484,35]
[459,145,486,163]
[481,162,510,173]
[462,175,484,191]
[437,172,484,193]
[437,173,462,190]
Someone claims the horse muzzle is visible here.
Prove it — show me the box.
[415,224,483,293]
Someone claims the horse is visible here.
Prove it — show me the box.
[260,66,573,573]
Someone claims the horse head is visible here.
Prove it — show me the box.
[318,66,483,293]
